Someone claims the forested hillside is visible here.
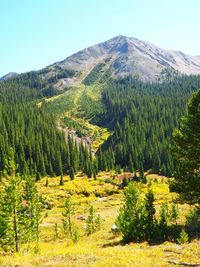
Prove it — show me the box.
[0,78,94,178]
[97,75,200,175]
[1,68,200,178]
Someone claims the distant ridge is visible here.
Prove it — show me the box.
[0,72,18,81]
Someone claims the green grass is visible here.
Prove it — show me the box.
[1,173,199,267]
[45,82,105,119]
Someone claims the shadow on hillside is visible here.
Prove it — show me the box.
[102,240,122,248]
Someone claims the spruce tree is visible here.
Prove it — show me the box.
[0,148,41,252]
[62,195,79,243]
[144,188,156,241]
[171,89,200,204]
[116,183,144,243]
[86,205,101,235]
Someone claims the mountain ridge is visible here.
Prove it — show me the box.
[53,35,200,82]
[2,35,200,83]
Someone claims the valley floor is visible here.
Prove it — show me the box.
[0,173,199,267]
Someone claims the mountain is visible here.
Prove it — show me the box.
[3,36,200,86]
[1,35,200,181]
[0,72,18,81]
[47,35,200,83]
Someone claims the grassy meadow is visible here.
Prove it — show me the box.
[0,173,199,267]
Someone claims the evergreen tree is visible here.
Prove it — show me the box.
[170,203,179,225]
[116,183,144,242]
[86,205,101,235]
[35,172,41,181]
[171,89,200,204]
[0,148,42,252]
[62,195,79,243]
[159,202,170,241]
[23,176,42,251]
[69,167,75,180]
[0,148,24,252]
[144,188,156,242]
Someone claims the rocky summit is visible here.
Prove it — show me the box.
[52,35,200,82]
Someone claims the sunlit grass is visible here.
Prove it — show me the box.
[0,173,199,266]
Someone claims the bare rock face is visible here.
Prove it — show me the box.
[54,35,200,82]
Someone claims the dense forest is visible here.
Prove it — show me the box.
[1,72,200,178]
[0,78,94,178]
[97,75,200,176]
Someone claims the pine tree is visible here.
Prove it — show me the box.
[144,188,156,241]
[86,205,101,235]
[159,202,170,241]
[116,183,144,243]
[171,89,200,204]
[0,149,42,252]
[69,167,75,180]
[0,148,24,252]
[170,203,179,225]
[23,176,42,252]
[62,195,79,243]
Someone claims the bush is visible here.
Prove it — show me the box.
[186,206,200,228]
[177,230,189,244]
[122,177,129,187]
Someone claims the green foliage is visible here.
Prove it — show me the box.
[186,206,200,228]
[83,63,106,86]
[62,195,79,243]
[0,75,94,178]
[159,202,170,240]
[0,149,42,252]
[98,75,200,176]
[144,188,156,242]
[59,175,64,186]
[54,223,59,240]
[62,116,88,137]
[122,177,129,187]
[116,183,182,244]
[177,230,189,244]
[171,89,200,204]
[116,183,145,243]
[170,203,179,225]
[86,205,101,235]
[69,167,75,180]
[47,68,76,83]
[45,178,49,187]
[35,172,41,181]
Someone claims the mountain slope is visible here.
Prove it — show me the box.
[51,35,200,82]
[0,72,18,81]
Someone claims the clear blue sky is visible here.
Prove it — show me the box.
[1,0,200,77]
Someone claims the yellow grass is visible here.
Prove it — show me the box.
[0,173,198,267]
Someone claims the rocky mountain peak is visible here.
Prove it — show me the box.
[53,35,200,82]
